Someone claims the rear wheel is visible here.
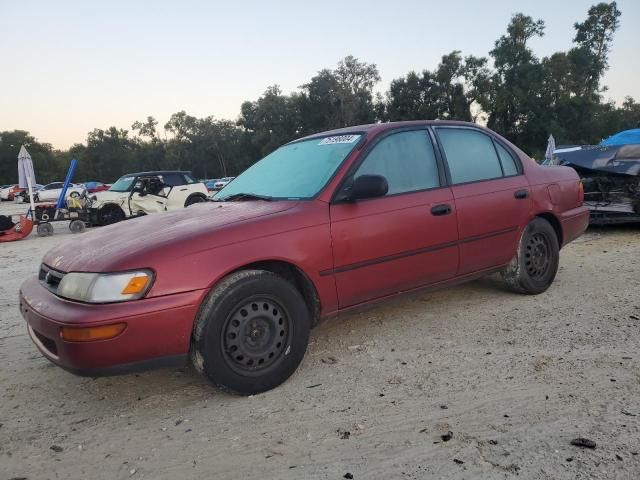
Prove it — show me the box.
[99,204,125,225]
[501,217,559,294]
[191,270,310,395]
[185,194,207,207]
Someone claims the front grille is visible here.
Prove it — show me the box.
[32,328,58,356]
[39,264,66,294]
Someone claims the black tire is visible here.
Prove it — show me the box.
[69,219,86,233]
[99,204,125,225]
[36,222,54,237]
[191,270,311,395]
[501,217,560,294]
[69,191,80,198]
[185,194,207,207]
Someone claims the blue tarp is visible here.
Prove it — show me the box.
[601,129,640,146]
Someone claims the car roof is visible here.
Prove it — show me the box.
[292,120,485,143]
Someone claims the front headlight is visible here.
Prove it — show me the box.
[57,270,154,303]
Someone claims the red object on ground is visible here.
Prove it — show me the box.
[20,120,590,375]
[0,215,34,242]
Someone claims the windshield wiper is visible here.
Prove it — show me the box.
[217,192,274,202]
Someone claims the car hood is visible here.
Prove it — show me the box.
[43,201,298,272]
[554,144,640,176]
[93,190,127,202]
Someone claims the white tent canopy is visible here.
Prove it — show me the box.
[545,134,556,164]
[17,145,36,188]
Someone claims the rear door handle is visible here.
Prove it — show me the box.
[431,204,452,216]
[514,189,529,199]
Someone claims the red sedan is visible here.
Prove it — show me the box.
[20,121,589,394]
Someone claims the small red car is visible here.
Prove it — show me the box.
[20,121,589,394]
[83,181,111,194]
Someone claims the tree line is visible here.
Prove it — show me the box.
[1,2,638,186]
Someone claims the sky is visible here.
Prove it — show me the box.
[1,0,639,150]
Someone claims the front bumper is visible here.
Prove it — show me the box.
[19,276,207,375]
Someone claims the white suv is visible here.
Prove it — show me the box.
[90,171,209,225]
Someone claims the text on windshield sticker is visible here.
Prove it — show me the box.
[318,135,360,145]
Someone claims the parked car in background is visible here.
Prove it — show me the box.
[20,121,589,395]
[34,182,86,203]
[15,184,44,202]
[550,129,640,224]
[213,177,235,190]
[89,170,209,224]
[0,184,32,201]
[0,184,14,200]
[83,181,111,193]
[202,179,220,192]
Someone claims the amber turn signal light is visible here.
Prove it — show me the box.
[121,274,150,295]
[60,323,127,342]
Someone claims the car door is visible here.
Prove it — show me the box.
[163,173,191,209]
[40,182,63,201]
[434,127,530,275]
[129,177,168,214]
[329,129,459,308]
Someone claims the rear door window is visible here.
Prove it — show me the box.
[161,173,184,186]
[436,128,503,184]
[181,173,197,184]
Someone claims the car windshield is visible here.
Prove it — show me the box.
[109,175,136,192]
[216,134,362,200]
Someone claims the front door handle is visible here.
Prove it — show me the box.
[431,204,452,216]
[514,189,529,199]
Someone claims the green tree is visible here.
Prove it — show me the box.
[297,56,380,134]
[237,85,301,157]
[0,130,61,185]
[480,13,547,153]
[82,127,138,181]
[384,52,490,122]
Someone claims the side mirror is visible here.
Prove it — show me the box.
[350,174,388,200]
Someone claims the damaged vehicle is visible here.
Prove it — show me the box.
[19,121,588,395]
[552,129,640,224]
[90,170,209,224]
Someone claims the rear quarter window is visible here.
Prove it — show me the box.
[495,142,519,176]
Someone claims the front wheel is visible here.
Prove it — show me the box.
[191,270,311,395]
[98,204,125,225]
[501,217,559,294]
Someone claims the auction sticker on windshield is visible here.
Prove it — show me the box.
[318,135,360,145]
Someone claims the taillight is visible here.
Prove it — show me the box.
[578,180,584,205]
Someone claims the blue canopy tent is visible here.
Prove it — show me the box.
[601,129,640,146]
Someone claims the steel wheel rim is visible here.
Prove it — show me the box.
[221,296,292,375]
[525,232,551,279]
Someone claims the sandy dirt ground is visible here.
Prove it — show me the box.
[1,201,639,480]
